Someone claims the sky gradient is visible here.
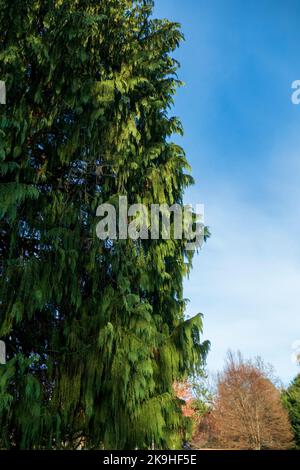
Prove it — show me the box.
[154,0,300,384]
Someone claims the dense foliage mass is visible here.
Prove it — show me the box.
[0,0,209,449]
[282,374,300,449]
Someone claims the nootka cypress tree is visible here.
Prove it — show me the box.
[0,0,209,449]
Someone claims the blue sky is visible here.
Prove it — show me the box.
[154,0,300,384]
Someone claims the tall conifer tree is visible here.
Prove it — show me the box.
[0,0,209,449]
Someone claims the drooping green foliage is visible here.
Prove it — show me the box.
[282,374,300,449]
[0,0,209,449]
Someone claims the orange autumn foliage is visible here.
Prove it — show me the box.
[174,381,196,419]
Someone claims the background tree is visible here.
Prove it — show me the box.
[173,380,197,445]
[189,374,215,449]
[210,352,293,450]
[0,0,209,449]
[282,374,300,449]
[174,381,196,419]
[174,374,213,448]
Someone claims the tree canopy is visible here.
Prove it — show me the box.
[0,0,209,449]
[282,374,300,449]
[209,353,293,450]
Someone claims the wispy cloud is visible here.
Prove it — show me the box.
[154,0,300,384]
[185,134,300,384]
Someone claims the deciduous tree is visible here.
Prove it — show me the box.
[282,374,300,449]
